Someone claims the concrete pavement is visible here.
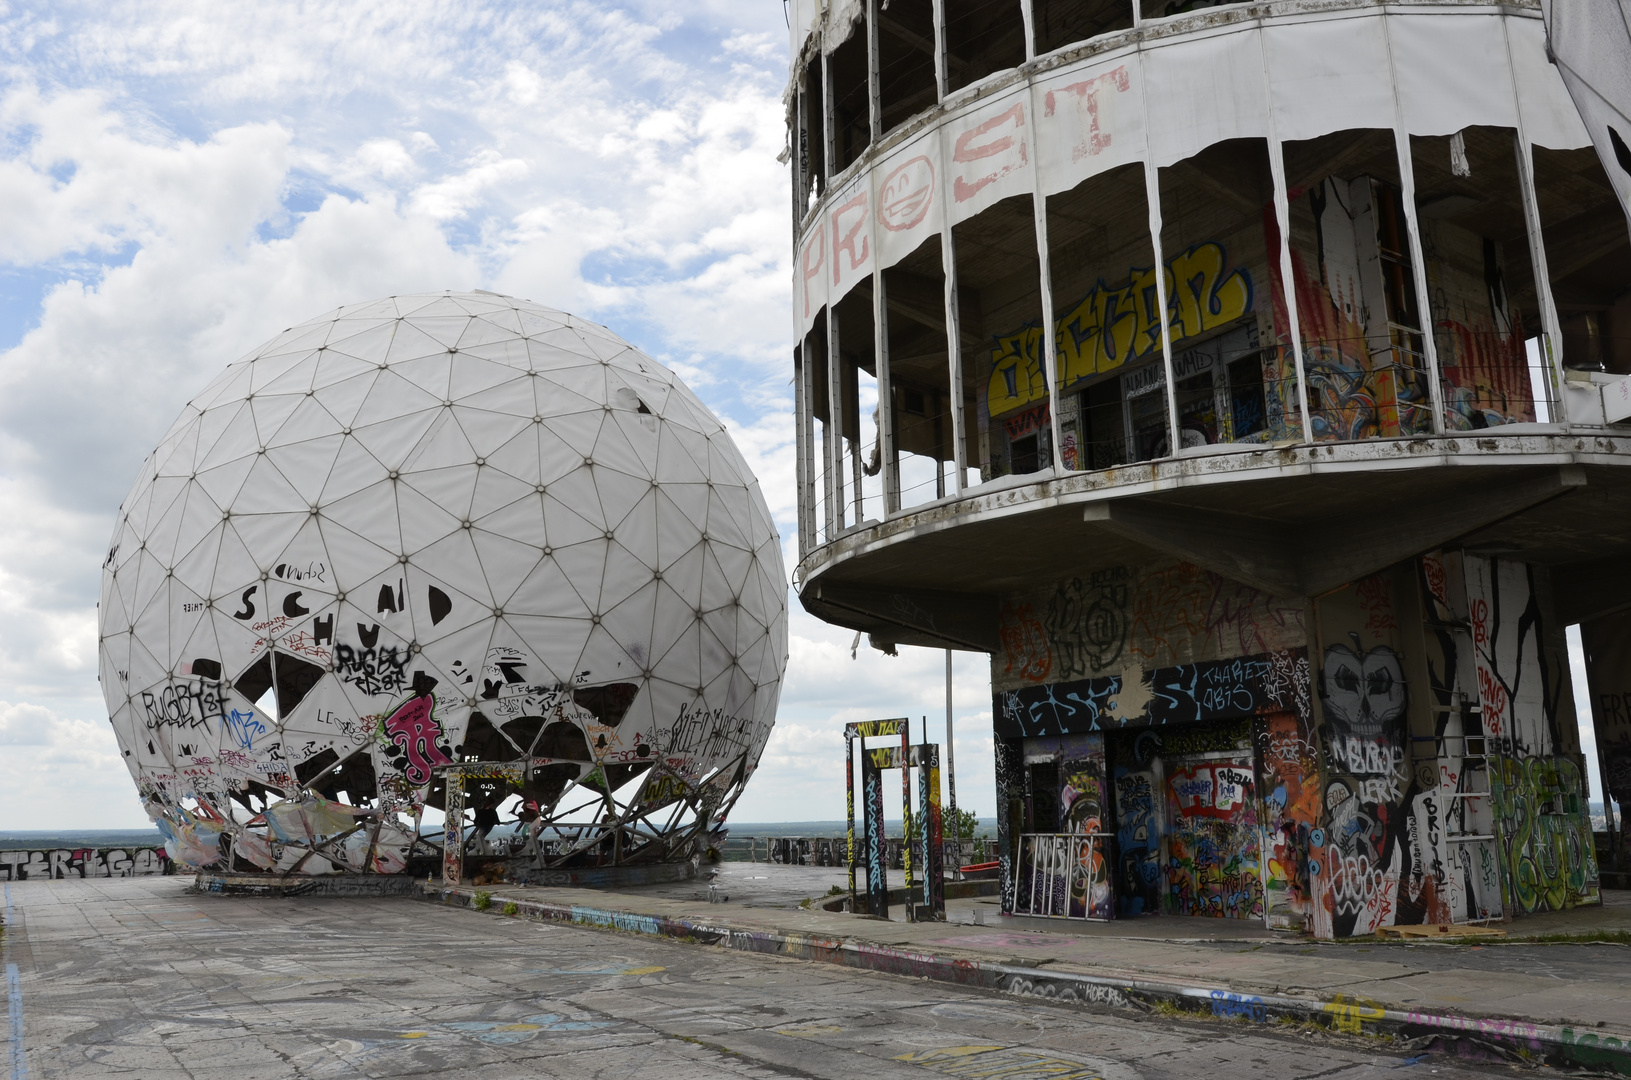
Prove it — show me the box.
[422,862,1631,1074]
[0,875,1578,1079]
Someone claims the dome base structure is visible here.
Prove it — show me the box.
[99,292,787,879]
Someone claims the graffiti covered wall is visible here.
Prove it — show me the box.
[994,559,1307,695]
[995,549,1596,936]
[1308,554,1595,939]
[0,847,172,880]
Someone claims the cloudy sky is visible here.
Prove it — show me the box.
[0,0,998,830]
[0,2,1613,834]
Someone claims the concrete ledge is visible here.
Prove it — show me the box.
[194,871,423,898]
[421,884,1631,1076]
[491,859,696,888]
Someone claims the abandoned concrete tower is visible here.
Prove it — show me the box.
[786,0,1631,938]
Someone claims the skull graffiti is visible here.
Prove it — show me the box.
[1320,643,1406,740]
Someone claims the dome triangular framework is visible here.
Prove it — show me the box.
[99,292,786,879]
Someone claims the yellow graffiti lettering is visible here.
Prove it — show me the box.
[1323,993,1386,1034]
[987,242,1252,418]
[987,326,1049,416]
[1168,242,1252,339]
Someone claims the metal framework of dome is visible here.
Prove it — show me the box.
[98,292,787,876]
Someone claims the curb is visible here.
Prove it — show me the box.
[421,885,1631,1075]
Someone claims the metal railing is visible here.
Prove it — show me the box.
[1013,832,1113,921]
[720,835,998,868]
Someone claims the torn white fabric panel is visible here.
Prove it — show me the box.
[1391,13,1519,136]
[1510,12,1591,149]
[1542,0,1631,217]
[827,169,874,301]
[1261,12,1395,142]
[1033,57,1144,197]
[790,0,822,73]
[874,124,946,270]
[1143,25,1271,169]
[943,84,1035,226]
[823,0,866,53]
[796,213,830,335]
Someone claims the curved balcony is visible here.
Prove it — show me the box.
[787,0,1631,644]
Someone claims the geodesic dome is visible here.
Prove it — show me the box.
[98,291,787,875]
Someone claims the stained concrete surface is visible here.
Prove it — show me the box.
[467,866,1631,1031]
[2,877,1542,1079]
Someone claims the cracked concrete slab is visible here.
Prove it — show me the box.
[0,876,1552,1079]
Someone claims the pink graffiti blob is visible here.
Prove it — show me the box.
[382,686,452,786]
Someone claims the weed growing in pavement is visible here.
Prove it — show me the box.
[474,890,492,911]
[503,901,519,916]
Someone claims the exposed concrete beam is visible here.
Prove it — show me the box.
[857,274,983,349]
[1550,554,1631,626]
[1084,466,1587,597]
[1083,502,1299,595]
[803,580,998,652]
[878,14,971,78]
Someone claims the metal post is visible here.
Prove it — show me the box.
[1134,50,1179,459]
[945,649,958,861]
[852,432,863,523]
[902,717,915,921]
[827,309,845,535]
[867,0,882,142]
[795,344,808,551]
[1143,155,1180,459]
[932,0,966,495]
[822,46,845,536]
[931,0,948,101]
[846,728,857,910]
[1256,32,1314,444]
[1025,76,1065,471]
[1393,127,1448,434]
[1500,11,1567,419]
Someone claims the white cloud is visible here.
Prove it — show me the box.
[0,0,893,832]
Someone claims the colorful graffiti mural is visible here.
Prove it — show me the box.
[1165,756,1263,919]
[1489,755,1599,914]
[1254,710,1319,926]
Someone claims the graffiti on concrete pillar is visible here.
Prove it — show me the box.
[1314,637,1409,938]
[1254,710,1319,925]
[1488,755,1598,914]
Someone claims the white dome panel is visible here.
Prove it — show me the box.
[100,292,786,876]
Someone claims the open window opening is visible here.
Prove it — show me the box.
[877,0,939,134]
[1411,127,1545,429]
[828,17,872,173]
[1281,128,1429,441]
[1044,163,1153,468]
[833,288,883,525]
[882,235,961,510]
[966,194,1048,479]
[1157,137,1280,453]
[802,58,827,213]
[1032,0,1134,57]
[945,1,1027,95]
[1139,0,1240,21]
[1532,145,1631,376]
